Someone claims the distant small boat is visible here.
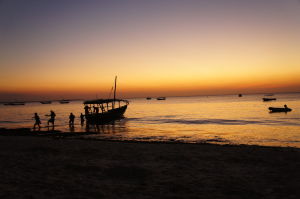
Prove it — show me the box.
[4,102,25,106]
[40,101,52,104]
[157,97,166,100]
[269,107,292,113]
[146,97,152,100]
[263,98,276,102]
[59,100,70,104]
[238,94,242,97]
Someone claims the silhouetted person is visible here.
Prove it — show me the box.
[33,113,41,130]
[100,104,105,112]
[95,106,99,114]
[84,105,90,115]
[69,112,75,126]
[47,110,56,127]
[284,104,288,109]
[80,113,85,125]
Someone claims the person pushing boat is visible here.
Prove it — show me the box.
[33,113,41,130]
[69,113,75,126]
[46,110,56,127]
[80,113,85,125]
[84,105,90,115]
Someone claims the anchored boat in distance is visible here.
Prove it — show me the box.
[4,102,25,106]
[40,101,52,104]
[156,97,166,100]
[59,99,70,104]
[263,98,276,102]
[269,105,292,113]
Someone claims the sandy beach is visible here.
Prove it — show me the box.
[0,129,299,199]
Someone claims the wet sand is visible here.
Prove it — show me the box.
[0,128,299,199]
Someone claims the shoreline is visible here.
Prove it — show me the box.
[1,127,300,149]
[0,128,299,198]
[0,127,299,149]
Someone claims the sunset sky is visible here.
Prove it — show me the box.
[0,0,299,100]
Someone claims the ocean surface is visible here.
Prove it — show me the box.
[1,93,300,147]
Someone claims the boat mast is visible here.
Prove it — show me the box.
[113,76,117,108]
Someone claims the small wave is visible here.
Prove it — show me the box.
[131,118,300,126]
[0,121,20,124]
[163,119,263,125]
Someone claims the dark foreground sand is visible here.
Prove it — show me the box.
[0,129,299,199]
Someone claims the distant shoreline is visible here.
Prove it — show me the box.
[1,91,300,103]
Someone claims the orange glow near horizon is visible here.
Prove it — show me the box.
[0,0,299,100]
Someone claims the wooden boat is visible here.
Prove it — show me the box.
[40,101,52,104]
[238,94,242,97]
[263,98,276,102]
[84,99,129,124]
[146,97,152,100]
[4,102,25,106]
[59,99,70,104]
[156,97,166,100]
[269,107,292,113]
[83,76,129,124]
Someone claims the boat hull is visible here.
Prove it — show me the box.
[263,98,276,101]
[4,103,25,106]
[156,97,166,100]
[85,105,128,124]
[269,107,292,113]
[40,101,52,104]
[59,101,70,104]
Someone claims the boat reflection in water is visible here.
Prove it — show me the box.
[84,120,128,136]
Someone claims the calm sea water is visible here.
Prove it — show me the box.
[1,93,300,147]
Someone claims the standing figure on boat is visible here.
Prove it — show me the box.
[47,110,56,127]
[84,105,90,115]
[69,113,75,126]
[33,113,41,130]
[100,104,105,112]
[95,106,99,114]
[80,113,85,125]
[93,105,99,113]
